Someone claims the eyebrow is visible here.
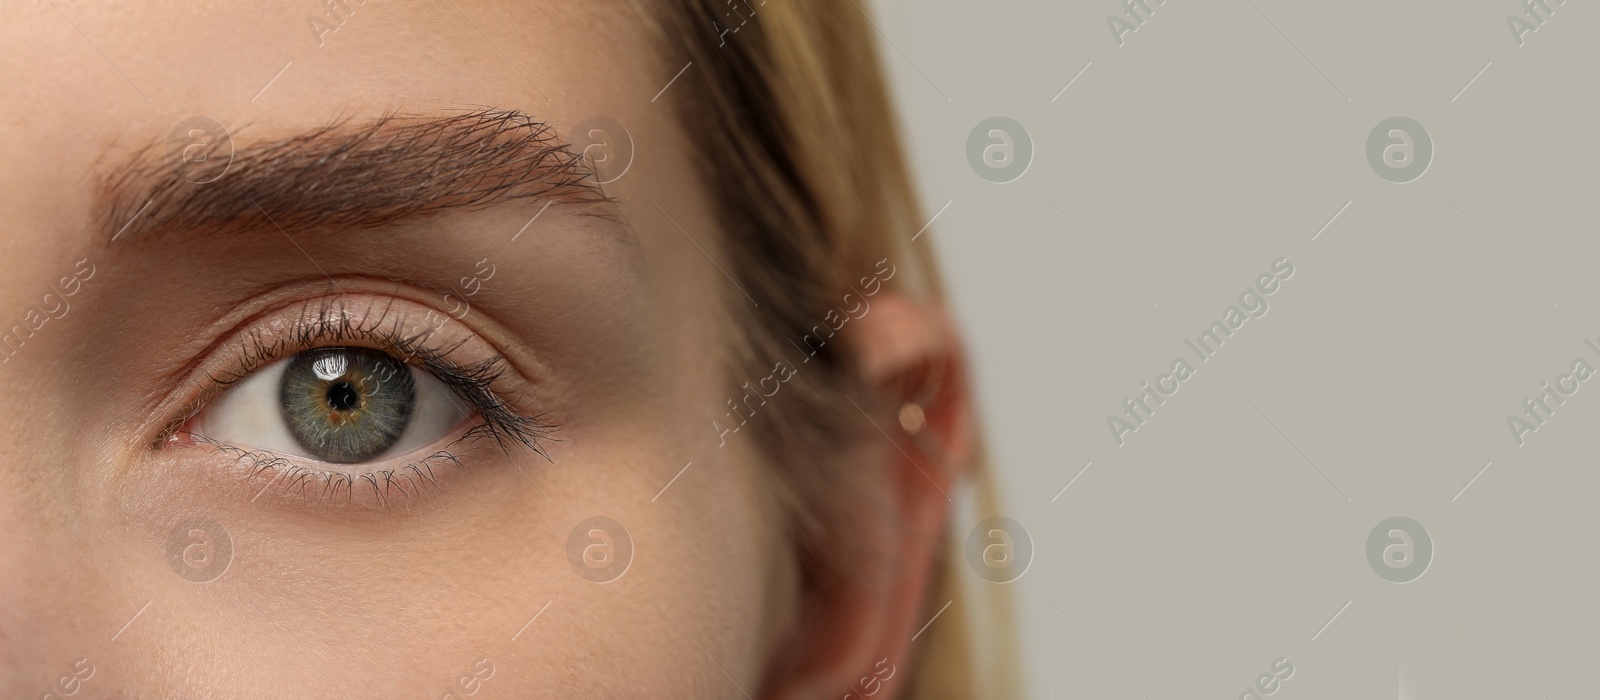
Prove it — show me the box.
[101,108,614,243]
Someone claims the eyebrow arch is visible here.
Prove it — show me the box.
[101,108,614,243]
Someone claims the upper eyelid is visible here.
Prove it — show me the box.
[216,298,462,384]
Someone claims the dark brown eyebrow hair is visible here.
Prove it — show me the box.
[101,108,614,243]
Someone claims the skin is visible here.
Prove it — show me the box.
[0,2,970,698]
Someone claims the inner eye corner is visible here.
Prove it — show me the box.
[153,392,220,450]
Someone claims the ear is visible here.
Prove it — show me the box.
[763,293,974,700]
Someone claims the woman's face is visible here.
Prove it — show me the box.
[0,2,800,696]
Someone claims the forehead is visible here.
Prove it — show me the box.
[0,0,669,246]
[1,1,656,103]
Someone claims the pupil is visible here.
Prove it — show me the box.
[325,381,361,412]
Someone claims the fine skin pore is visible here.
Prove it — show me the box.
[0,2,971,698]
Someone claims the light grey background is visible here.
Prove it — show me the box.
[867,0,1597,697]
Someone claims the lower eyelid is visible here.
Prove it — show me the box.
[184,434,470,508]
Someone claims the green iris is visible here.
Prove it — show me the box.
[279,347,416,463]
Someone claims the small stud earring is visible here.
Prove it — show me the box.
[898,402,926,434]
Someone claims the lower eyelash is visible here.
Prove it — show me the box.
[191,433,467,505]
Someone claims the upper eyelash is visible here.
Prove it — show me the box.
[159,294,558,461]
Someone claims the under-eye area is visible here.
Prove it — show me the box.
[153,291,557,510]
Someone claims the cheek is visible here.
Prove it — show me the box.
[504,440,788,695]
[85,440,785,697]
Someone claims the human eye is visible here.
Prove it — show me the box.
[196,346,465,464]
[159,292,554,508]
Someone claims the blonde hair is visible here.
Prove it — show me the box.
[639,2,1018,697]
